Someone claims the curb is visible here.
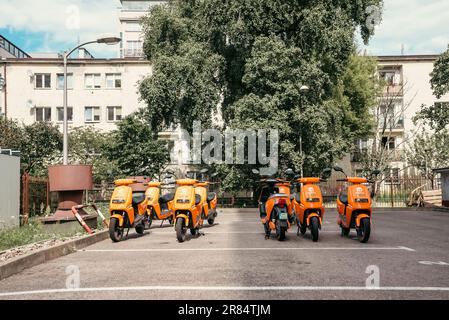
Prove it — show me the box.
[0,230,108,281]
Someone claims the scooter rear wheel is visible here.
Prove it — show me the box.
[109,218,124,243]
[175,218,187,243]
[135,224,145,235]
[341,226,350,237]
[207,217,215,225]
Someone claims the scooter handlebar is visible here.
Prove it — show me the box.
[336,179,347,182]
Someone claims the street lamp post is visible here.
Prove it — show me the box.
[62,37,121,165]
[299,85,310,178]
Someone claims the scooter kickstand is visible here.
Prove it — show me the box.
[160,220,164,228]
[126,228,130,237]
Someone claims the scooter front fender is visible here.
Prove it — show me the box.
[306,213,322,227]
[110,214,125,227]
[176,213,190,228]
[356,214,370,227]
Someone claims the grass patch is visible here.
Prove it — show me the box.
[0,219,85,252]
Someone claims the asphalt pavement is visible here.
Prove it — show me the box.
[0,208,449,300]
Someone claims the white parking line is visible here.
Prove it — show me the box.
[149,231,342,234]
[80,246,415,253]
[0,285,448,297]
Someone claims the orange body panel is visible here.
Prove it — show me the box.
[109,184,147,226]
[145,186,174,221]
[173,183,202,229]
[336,183,372,228]
[292,179,325,228]
[195,185,210,218]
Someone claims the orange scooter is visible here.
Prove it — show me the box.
[254,170,295,241]
[145,181,175,228]
[195,181,218,225]
[173,179,203,242]
[291,168,332,242]
[333,165,380,243]
[109,179,149,242]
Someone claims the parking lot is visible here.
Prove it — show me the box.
[0,208,449,300]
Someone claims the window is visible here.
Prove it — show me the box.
[107,106,122,122]
[84,74,101,89]
[125,21,142,32]
[381,137,396,150]
[56,107,73,122]
[35,74,51,89]
[85,106,101,122]
[379,70,401,86]
[106,73,122,89]
[35,107,51,122]
[57,73,73,90]
[125,41,143,57]
[385,168,400,184]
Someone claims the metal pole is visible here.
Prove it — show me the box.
[63,53,68,165]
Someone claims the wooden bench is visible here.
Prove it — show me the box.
[420,190,442,207]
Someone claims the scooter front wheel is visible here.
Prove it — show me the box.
[310,217,319,242]
[109,218,124,242]
[341,225,350,237]
[175,218,187,243]
[357,218,371,243]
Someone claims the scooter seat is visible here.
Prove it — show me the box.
[339,191,348,205]
[159,193,174,204]
[132,193,146,205]
[207,192,216,203]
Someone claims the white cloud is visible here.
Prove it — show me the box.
[360,0,449,55]
[0,0,122,57]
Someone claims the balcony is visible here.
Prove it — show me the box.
[122,49,144,58]
[383,84,403,96]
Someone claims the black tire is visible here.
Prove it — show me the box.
[175,218,186,243]
[207,217,215,225]
[276,222,286,241]
[109,218,124,242]
[310,217,319,242]
[135,224,145,235]
[357,218,371,243]
[190,228,199,236]
[299,220,307,235]
[264,223,271,239]
[341,225,350,237]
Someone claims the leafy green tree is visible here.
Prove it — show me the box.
[139,0,383,192]
[68,127,117,184]
[0,118,24,150]
[20,122,63,176]
[406,129,449,187]
[105,114,170,177]
[415,45,449,131]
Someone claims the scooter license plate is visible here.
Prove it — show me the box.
[279,212,288,220]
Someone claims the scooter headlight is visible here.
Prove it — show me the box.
[112,199,126,204]
[355,198,369,203]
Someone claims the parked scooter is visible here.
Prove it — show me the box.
[109,178,150,242]
[290,168,332,242]
[254,169,295,241]
[195,181,218,225]
[173,178,204,242]
[333,165,380,243]
[145,181,175,228]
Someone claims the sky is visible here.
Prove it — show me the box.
[0,0,448,58]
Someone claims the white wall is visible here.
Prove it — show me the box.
[0,154,20,229]
[5,59,152,132]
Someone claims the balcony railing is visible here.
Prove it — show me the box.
[123,49,144,58]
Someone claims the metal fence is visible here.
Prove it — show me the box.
[21,173,50,224]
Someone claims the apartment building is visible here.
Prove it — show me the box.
[1,57,151,131]
[118,0,167,58]
[350,55,449,177]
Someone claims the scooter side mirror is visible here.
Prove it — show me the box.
[201,168,209,174]
[211,172,219,178]
[285,168,295,176]
[322,168,332,179]
[333,165,344,173]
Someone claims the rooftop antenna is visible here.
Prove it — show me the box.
[401,44,405,56]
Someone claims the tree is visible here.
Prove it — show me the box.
[406,129,449,187]
[415,45,449,131]
[0,118,24,151]
[69,127,116,184]
[20,122,63,176]
[139,0,383,192]
[105,114,170,177]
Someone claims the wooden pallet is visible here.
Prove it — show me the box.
[421,190,442,207]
